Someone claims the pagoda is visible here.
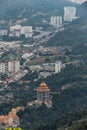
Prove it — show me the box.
[36,82,52,107]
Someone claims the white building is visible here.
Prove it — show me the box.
[9,25,33,38]
[9,117,20,127]
[0,62,5,73]
[21,26,33,38]
[0,30,8,36]
[9,25,22,37]
[8,60,20,73]
[55,61,62,73]
[9,118,13,126]
[22,52,34,59]
[50,16,62,27]
[25,33,33,38]
[64,7,76,22]
[10,25,21,32]
[71,0,87,4]
[21,26,32,34]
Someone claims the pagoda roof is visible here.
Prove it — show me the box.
[37,82,50,92]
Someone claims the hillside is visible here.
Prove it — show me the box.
[46,2,87,52]
[14,64,87,129]
[0,0,73,20]
[82,1,87,9]
[33,108,87,130]
[0,1,87,130]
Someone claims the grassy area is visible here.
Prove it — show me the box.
[26,56,55,65]
[26,55,65,65]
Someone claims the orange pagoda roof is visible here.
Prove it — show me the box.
[37,82,50,92]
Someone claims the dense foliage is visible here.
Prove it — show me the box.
[15,64,87,129]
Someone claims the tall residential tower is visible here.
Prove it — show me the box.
[51,16,62,27]
[8,60,20,73]
[0,62,5,73]
[64,7,76,22]
[55,61,62,73]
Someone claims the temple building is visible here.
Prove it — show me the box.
[0,107,21,127]
[36,82,52,107]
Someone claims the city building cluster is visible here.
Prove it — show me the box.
[0,59,28,84]
[0,60,20,74]
[29,61,65,79]
[9,25,33,38]
[0,25,33,38]
[50,6,77,27]
[0,0,83,129]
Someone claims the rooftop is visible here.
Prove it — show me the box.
[37,82,50,92]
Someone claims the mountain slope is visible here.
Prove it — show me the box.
[0,0,73,19]
[46,2,87,48]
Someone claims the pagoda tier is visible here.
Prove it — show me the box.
[37,82,50,92]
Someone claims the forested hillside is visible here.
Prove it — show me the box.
[46,2,87,56]
[0,0,73,20]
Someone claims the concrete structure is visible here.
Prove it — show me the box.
[10,25,21,32]
[0,30,8,36]
[21,26,33,38]
[71,0,87,4]
[8,60,20,73]
[0,108,20,127]
[22,52,34,59]
[9,25,33,38]
[25,33,33,38]
[21,26,32,34]
[0,115,9,126]
[8,108,20,127]
[0,62,5,73]
[9,25,22,37]
[36,82,52,107]
[51,16,62,27]
[55,61,62,73]
[64,7,76,22]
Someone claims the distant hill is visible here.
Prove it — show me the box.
[34,107,87,130]
[81,1,87,8]
[16,64,87,130]
[46,1,87,48]
[0,0,74,20]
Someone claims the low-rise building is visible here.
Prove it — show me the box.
[22,52,35,59]
[0,30,8,36]
[71,0,87,4]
